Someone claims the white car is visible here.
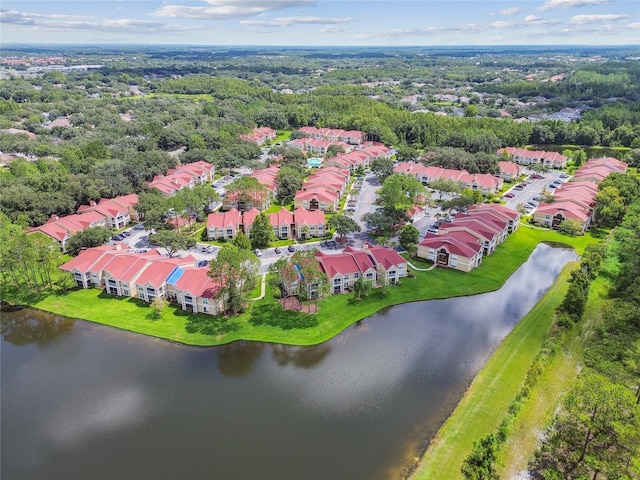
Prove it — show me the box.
[254,249,262,257]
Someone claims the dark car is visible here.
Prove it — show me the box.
[503,192,515,198]
[274,247,282,254]
[287,245,296,253]
[197,260,209,267]
[548,184,557,189]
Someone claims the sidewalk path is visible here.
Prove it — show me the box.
[407,260,438,272]
[251,273,267,300]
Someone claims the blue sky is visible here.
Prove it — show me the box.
[1,0,638,46]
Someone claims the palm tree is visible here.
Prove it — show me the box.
[353,277,370,300]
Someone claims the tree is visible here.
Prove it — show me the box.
[149,296,168,320]
[327,214,360,238]
[250,211,274,249]
[558,219,585,236]
[226,176,269,211]
[149,230,195,257]
[532,373,640,480]
[395,146,419,163]
[208,245,259,315]
[352,276,370,301]
[370,157,395,182]
[326,144,345,158]
[65,226,112,256]
[378,173,427,210]
[594,186,625,228]
[461,434,500,480]
[362,211,395,234]
[428,177,461,200]
[276,166,305,204]
[399,224,419,252]
[232,230,251,250]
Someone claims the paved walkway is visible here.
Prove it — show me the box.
[407,260,438,272]
[251,273,267,300]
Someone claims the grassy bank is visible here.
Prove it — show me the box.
[496,272,612,478]
[410,260,578,480]
[2,226,598,347]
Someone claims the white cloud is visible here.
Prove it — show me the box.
[628,22,640,30]
[0,8,197,34]
[241,15,354,28]
[500,7,522,16]
[569,13,628,24]
[151,0,317,19]
[320,26,347,33]
[539,0,612,11]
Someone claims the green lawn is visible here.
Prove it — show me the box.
[496,273,612,478]
[6,226,600,348]
[410,261,578,480]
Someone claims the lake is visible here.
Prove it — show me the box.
[0,243,576,480]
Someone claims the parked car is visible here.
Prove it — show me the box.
[532,195,542,201]
[503,192,515,198]
[274,247,281,254]
[559,173,569,178]
[530,173,544,179]
[548,184,557,189]
[426,227,439,234]
[254,249,262,257]
[206,245,215,253]
[197,260,209,267]
[287,245,296,253]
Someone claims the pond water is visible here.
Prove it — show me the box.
[1,244,576,480]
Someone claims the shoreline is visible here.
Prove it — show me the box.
[1,227,598,347]
[408,260,578,479]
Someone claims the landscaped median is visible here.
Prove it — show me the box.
[4,227,599,347]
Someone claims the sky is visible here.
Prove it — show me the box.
[1,0,638,46]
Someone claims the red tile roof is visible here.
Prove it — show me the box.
[293,207,325,226]
[419,234,482,258]
[364,245,407,270]
[174,267,220,299]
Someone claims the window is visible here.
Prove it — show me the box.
[185,295,193,303]
[354,272,359,279]
[226,228,233,237]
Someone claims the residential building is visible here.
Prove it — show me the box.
[168,267,223,315]
[77,194,139,229]
[497,161,524,182]
[206,208,242,240]
[363,244,408,285]
[417,233,484,272]
[293,208,326,240]
[270,209,295,240]
[242,127,277,145]
[30,211,108,250]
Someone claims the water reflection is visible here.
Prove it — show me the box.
[271,343,331,369]
[217,341,265,377]
[1,244,577,480]
[0,308,75,346]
